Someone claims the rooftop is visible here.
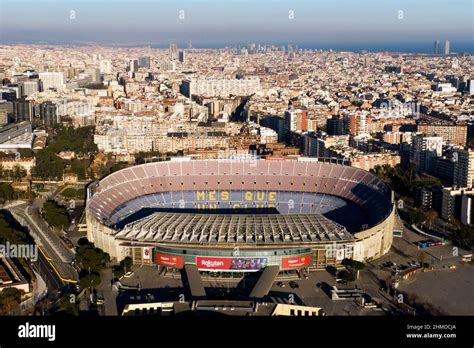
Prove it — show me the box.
[115,212,353,245]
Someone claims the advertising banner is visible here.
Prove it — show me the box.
[155,252,184,268]
[336,248,345,261]
[142,247,151,261]
[281,255,311,269]
[196,256,268,271]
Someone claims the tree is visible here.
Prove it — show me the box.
[12,165,27,180]
[416,250,428,265]
[18,149,33,158]
[42,200,70,229]
[0,287,24,315]
[342,259,365,271]
[0,211,30,245]
[76,241,110,273]
[79,273,101,289]
[0,183,14,203]
[450,226,474,250]
[32,150,64,180]
[55,294,79,316]
[424,209,438,229]
[337,270,357,282]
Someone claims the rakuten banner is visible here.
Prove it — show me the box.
[196,256,268,271]
[281,255,311,269]
[155,253,184,268]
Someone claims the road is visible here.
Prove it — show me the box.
[9,200,78,283]
[30,250,64,294]
[1,203,64,302]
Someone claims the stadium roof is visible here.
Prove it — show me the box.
[114,212,353,245]
[88,159,393,228]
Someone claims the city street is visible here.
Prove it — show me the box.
[9,199,78,283]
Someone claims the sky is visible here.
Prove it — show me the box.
[0,0,472,52]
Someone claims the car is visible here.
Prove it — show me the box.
[276,281,286,288]
[448,265,457,269]
[336,279,347,284]
[123,271,134,278]
[289,281,299,289]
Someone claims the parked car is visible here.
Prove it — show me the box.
[276,281,285,288]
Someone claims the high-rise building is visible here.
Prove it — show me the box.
[284,108,307,133]
[13,99,32,122]
[37,101,59,128]
[178,50,186,63]
[129,59,139,73]
[180,78,261,98]
[170,41,178,60]
[468,79,474,96]
[441,187,474,222]
[410,134,443,173]
[38,72,66,90]
[99,60,112,74]
[454,148,474,188]
[326,116,346,135]
[434,40,440,54]
[21,81,39,97]
[138,56,151,68]
[363,56,371,68]
[347,112,368,136]
[85,68,101,83]
[444,40,450,55]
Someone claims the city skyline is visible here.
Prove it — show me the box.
[1,0,472,53]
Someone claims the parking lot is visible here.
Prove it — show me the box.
[398,263,474,315]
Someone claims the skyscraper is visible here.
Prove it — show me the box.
[138,56,150,68]
[99,59,112,74]
[170,41,178,60]
[434,40,440,54]
[179,50,186,63]
[129,59,139,72]
[444,40,450,55]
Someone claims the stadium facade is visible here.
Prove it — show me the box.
[85,159,395,272]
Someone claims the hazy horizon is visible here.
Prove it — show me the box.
[0,0,472,53]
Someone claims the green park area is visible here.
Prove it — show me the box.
[32,126,98,180]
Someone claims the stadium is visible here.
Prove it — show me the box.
[85,159,395,273]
